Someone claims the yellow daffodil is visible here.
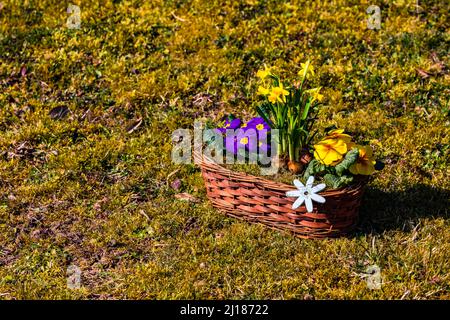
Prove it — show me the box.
[257,66,272,80]
[313,138,347,165]
[307,87,324,102]
[257,86,270,96]
[268,92,280,103]
[349,145,376,175]
[269,83,289,103]
[325,129,352,143]
[299,62,315,79]
[313,92,323,102]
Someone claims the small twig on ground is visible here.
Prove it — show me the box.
[171,11,188,22]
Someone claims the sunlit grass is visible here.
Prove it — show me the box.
[0,0,448,299]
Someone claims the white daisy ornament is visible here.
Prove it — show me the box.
[286,176,326,212]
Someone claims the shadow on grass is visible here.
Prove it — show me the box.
[356,184,450,234]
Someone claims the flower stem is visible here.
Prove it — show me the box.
[288,135,295,161]
[277,135,282,158]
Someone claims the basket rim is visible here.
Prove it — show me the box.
[194,149,368,196]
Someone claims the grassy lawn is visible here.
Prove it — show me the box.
[0,0,449,299]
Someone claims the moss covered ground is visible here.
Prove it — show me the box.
[0,0,449,299]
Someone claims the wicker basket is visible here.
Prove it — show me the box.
[195,151,368,239]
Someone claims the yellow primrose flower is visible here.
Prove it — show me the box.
[257,66,272,80]
[257,86,270,96]
[349,145,376,175]
[299,62,315,79]
[325,129,352,143]
[313,138,347,165]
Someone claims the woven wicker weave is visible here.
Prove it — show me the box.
[195,151,368,239]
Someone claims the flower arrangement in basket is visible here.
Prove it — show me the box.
[197,61,384,239]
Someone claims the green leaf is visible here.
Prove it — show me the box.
[335,148,359,176]
[293,88,301,106]
[324,174,354,189]
[323,174,339,188]
[303,159,326,180]
[300,99,312,121]
[256,105,274,128]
